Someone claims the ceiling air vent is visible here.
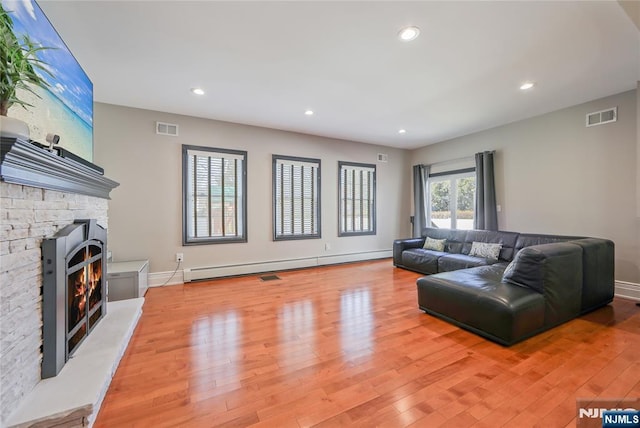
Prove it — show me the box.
[586,107,617,127]
[377,153,388,163]
[156,121,179,136]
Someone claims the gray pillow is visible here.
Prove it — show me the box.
[502,248,545,293]
[469,241,502,260]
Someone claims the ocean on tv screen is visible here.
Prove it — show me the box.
[4,0,93,162]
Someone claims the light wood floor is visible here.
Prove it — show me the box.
[95,259,640,427]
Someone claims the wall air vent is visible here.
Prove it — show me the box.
[586,107,617,127]
[156,121,179,136]
[377,153,388,163]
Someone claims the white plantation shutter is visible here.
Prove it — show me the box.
[184,146,247,244]
[339,162,376,236]
[273,156,321,240]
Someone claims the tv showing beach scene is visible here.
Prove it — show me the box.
[3,0,93,162]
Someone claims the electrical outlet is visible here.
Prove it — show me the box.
[325,243,331,251]
[176,253,184,263]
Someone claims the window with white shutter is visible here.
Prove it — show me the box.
[183,145,247,245]
[273,155,321,240]
[339,161,376,236]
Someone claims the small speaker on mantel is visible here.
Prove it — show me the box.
[156,121,179,136]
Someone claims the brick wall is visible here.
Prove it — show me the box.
[0,182,108,424]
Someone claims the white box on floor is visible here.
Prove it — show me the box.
[107,260,149,301]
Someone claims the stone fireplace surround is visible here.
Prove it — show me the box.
[1,138,138,427]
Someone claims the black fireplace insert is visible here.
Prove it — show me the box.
[41,219,107,378]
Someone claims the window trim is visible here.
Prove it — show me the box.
[182,144,248,245]
[338,161,376,237]
[428,169,475,230]
[272,154,322,241]
[429,167,475,179]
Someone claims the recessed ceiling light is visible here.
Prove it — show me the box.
[519,82,535,91]
[398,129,407,134]
[304,110,314,116]
[398,26,420,42]
[191,88,205,95]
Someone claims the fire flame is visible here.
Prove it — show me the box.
[88,259,102,309]
[70,249,102,326]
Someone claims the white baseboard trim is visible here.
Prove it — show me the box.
[148,269,184,287]
[168,249,393,283]
[316,250,391,266]
[615,280,640,301]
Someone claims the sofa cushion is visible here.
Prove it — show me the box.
[445,241,464,254]
[417,265,546,345]
[423,237,446,251]
[514,233,581,255]
[469,242,502,260]
[393,237,426,266]
[401,248,446,274]
[437,253,495,272]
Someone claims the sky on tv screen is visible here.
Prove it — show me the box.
[4,0,94,161]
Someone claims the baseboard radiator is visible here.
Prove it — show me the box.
[182,249,392,282]
[615,280,640,301]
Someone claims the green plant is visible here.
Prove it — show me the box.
[0,3,53,116]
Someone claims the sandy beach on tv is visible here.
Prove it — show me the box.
[7,87,93,162]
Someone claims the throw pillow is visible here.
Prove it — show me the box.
[469,241,502,260]
[423,237,446,252]
[502,259,516,279]
[502,248,545,293]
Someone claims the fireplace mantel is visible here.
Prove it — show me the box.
[0,137,119,199]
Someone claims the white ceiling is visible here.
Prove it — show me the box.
[38,0,639,150]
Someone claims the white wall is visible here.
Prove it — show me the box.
[410,90,639,283]
[94,103,410,276]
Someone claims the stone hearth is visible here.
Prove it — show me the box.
[6,298,143,428]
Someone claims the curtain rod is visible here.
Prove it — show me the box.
[418,150,495,168]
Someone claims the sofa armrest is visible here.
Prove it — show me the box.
[393,238,425,265]
[569,238,615,313]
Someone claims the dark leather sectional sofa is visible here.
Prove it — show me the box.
[393,228,615,345]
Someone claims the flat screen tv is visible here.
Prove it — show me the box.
[3,0,93,162]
